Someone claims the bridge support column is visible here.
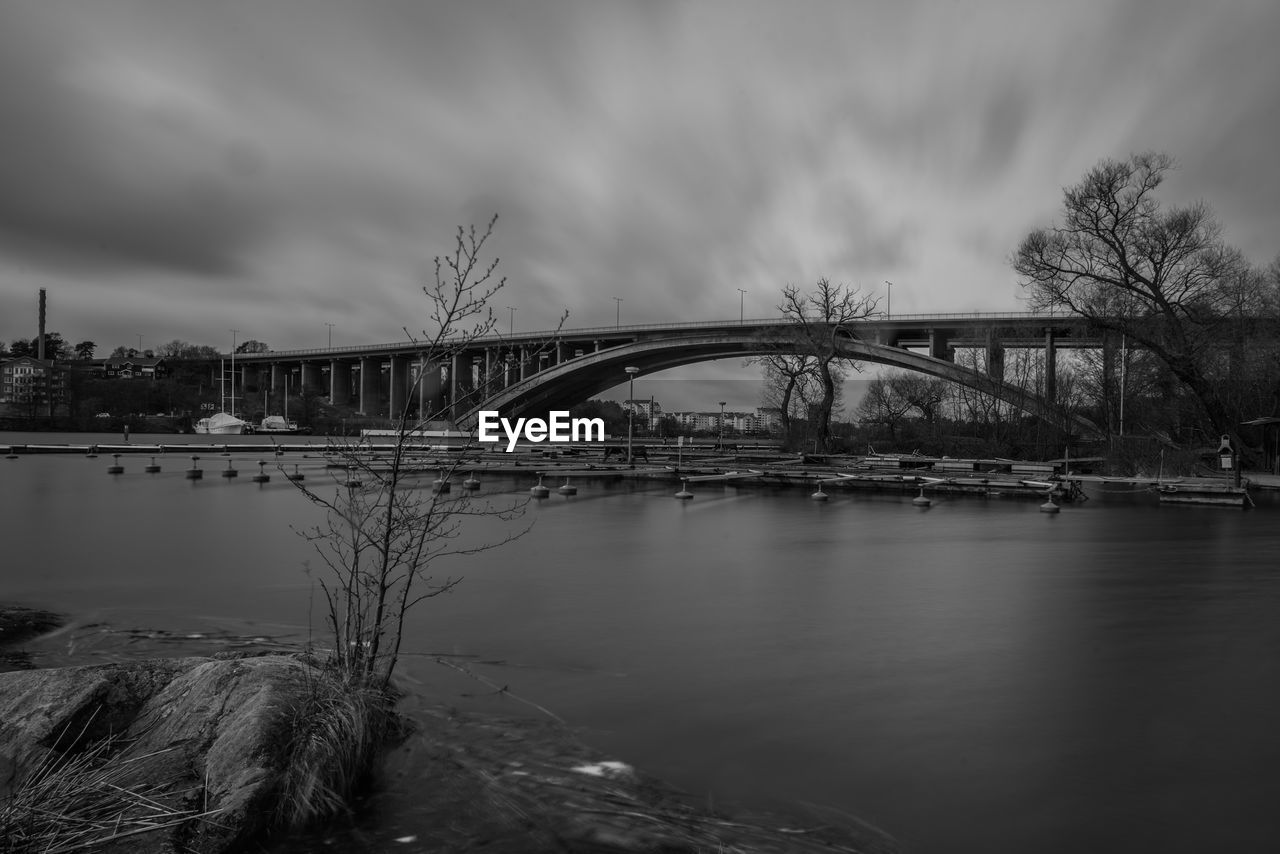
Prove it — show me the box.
[300,362,321,393]
[929,329,952,361]
[359,357,383,416]
[330,359,352,404]
[985,334,1004,381]
[388,356,410,418]
[270,363,283,392]
[417,358,444,420]
[1044,329,1057,406]
[241,365,262,393]
[450,352,475,418]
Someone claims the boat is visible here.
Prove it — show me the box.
[194,412,249,435]
[257,415,310,435]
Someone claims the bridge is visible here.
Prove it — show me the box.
[225,313,1104,432]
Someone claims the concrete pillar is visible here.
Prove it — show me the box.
[388,355,409,418]
[417,357,445,419]
[359,356,382,416]
[985,332,1005,381]
[1044,329,1057,405]
[270,363,283,392]
[519,346,528,381]
[330,359,352,404]
[300,361,321,393]
[242,364,262,392]
[928,328,952,361]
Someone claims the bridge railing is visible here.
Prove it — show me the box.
[220,311,1082,359]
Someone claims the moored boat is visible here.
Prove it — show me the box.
[257,415,310,435]
[194,412,249,435]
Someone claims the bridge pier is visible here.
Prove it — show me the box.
[1044,329,1057,406]
[330,359,352,404]
[359,356,383,416]
[986,332,1005,381]
[416,358,445,419]
[388,355,410,418]
[300,361,322,393]
[929,328,953,361]
[270,363,283,392]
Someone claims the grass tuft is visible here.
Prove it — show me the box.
[274,671,396,830]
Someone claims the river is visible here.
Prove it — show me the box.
[3,432,1280,854]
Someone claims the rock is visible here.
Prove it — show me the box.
[0,654,349,854]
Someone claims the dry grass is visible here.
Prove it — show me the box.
[0,723,218,854]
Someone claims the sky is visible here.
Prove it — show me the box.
[2,0,1278,411]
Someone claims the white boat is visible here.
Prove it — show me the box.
[257,415,309,435]
[194,412,248,435]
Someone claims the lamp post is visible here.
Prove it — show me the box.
[625,366,640,466]
[325,322,334,348]
[613,297,623,328]
[719,401,726,447]
[884,280,893,319]
[506,306,516,335]
[737,288,746,323]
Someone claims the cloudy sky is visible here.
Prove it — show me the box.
[2,0,1278,409]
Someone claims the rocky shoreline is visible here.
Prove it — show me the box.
[0,607,898,853]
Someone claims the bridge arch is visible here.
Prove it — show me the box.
[457,326,1092,435]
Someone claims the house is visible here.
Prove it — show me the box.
[96,356,169,380]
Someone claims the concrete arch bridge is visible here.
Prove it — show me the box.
[230,314,1101,435]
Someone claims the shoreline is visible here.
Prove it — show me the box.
[1,606,898,854]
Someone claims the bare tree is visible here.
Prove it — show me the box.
[290,217,535,692]
[754,353,818,441]
[779,278,878,451]
[856,374,914,441]
[1012,151,1271,442]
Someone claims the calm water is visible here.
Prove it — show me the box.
[4,432,1280,853]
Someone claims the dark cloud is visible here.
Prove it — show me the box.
[1,0,1278,365]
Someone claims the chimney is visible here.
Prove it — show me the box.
[38,288,47,361]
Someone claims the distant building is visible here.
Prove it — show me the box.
[96,356,169,380]
[0,355,66,413]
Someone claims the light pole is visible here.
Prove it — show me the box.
[613,297,623,328]
[229,329,239,418]
[506,306,516,335]
[719,401,726,447]
[625,366,640,466]
[325,322,334,348]
[136,334,143,355]
[884,281,893,319]
[737,288,746,323]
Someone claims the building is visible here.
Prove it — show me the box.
[96,356,169,380]
[0,356,66,413]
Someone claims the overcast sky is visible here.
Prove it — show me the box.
[2,0,1278,409]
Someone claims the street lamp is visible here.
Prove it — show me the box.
[506,306,516,335]
[613,297,623,328]
[737,288,746,323]
[325,322,334,348]
[719,401,726,447]
[625,366,640,466]
[884,281,893,319]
